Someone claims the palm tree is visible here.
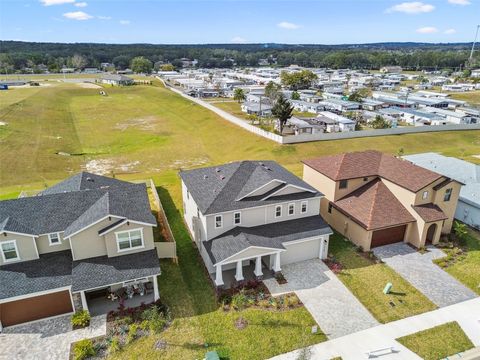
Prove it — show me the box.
[233,88,246,103]
[272,94,294,134]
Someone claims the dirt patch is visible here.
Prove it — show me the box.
[76,82,102,89]
[168,157,209,169]
[84,159,140,175]
[0,122,7,126]
[472,155,480,159]
[114,116,158,131]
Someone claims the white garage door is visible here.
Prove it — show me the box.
[281,238,322,265]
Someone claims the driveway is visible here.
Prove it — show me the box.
[373,243,477,307]
[264,259,379,339]
[0,314,106,360]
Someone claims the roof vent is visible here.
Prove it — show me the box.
[204,175,208,179]
[260,162,265,166]
[220,175,225,180]
[86,177,93,182]
[215,168,221,173]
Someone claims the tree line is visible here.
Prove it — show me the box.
[0,41,478,73]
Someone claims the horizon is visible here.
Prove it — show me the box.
[1,0,479,44]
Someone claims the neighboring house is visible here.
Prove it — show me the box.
[302,151,462,251]
[0,173,160,329]
[319,111,356,132]
[403,153,480,229]
[180,161,332,287]
[380,66,402,74]
[472,69,480,78]
[241,102,272,117]
[101,74,134,86]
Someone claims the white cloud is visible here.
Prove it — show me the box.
[444,28,457,34]
[386,2,435,14]
[231,36,247,43]
[62,11,93,20]
[416,26,439,33]
[448,0,470,5]
[119,20,131,25]
[74,2,87,7]
[98,16,112,20]
[40,0,75,5]
[277,21,301,30]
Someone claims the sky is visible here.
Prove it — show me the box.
[0,0,479,44]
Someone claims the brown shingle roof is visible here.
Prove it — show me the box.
[333,179,416,230]
[303,150,442,192]
[412,203,448,222]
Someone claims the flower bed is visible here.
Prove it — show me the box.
[70,300,170,360]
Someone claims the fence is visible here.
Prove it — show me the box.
[146,179,178,262]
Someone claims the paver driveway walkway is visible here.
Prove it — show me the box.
[0,314,106,360]
[264,259,379,339]
[373,243,477,307]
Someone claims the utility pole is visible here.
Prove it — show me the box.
[468,24,480,69]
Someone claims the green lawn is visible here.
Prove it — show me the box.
[212,100,251,120]
[329,234,437,323]
[435,229,480,295]
[396,322,474,360]
[449,91,480,106]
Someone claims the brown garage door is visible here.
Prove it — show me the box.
[371,225,406,248]
[0,290,73,327]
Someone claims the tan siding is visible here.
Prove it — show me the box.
[303,165,336,200]
[0,233,38,265]
[69,218,114,260]
[432,181,462,233]
[36,234,71,254]
[105,223,155,258]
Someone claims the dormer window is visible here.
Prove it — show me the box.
[275,205,282,218]
[288,203,295,216]
[1,240,20,262]
[444,188,453,202]
[234,212,241,225]
[339,180,348,189]
[48,232,61,246]
[301,201,308,213]
[116,229,144,252]
[422,191,429,200]
[215,215,223,228]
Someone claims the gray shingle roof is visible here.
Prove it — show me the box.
[179,161,321,215]
[72,249,160,292]
[203,216,332,264]
[0,173,156,237]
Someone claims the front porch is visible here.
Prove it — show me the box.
[220,258,275,289]
[87,290,155,316]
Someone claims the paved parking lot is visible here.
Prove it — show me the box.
[0,314,106,360]
[373,243,477,307]
[264,259,379,339]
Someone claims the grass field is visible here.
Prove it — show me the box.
[396,322,474,360]
[329,234,437,323]
[449,91,480,106]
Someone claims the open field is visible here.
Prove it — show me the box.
[449,91,480,106]
[396,321,474,360]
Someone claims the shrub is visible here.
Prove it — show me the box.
[231,291,248,311]
[126,324,139,344]
[73,339,95,360]
[71,310,91,328]
[141,306,167,334]
[108,337,121,354]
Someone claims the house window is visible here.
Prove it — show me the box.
[48,232,61,246]
[339,180,348,189]
[444,188,453,202]
[1,240,20,262]
[234,212,241,225]
[215,215,223,228]
[422,191,429,200]
[116,229,144,252]
[328,203,333,214]
[275,205,282,218]
[288,203,295,216]
[301,201,308,213]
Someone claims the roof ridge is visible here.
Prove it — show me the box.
[204,161,243,214]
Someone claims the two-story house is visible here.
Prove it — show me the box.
[302,150,462,251]
[0,172,160,329]
[180,161,332,287]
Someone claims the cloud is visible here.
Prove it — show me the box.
[231,36,247,43]
[277,21,301,30]
[416,26,439,33]
[40,0,75,5]
[74,2,87,7]
[98,15,112,20]
[119,20,131,25]
[448,0,470,5]
[444,28,457,34]
[386,2,435,14]
[62,11,93,20]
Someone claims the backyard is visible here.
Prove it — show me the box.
[328,234,437,323]
[396,321,474,360]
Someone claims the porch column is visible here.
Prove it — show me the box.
[153,276,160,301]
[215,264,224,286]
[254,256,263,277]
[273,252,281,272]
[80,291,89,313]
[235,260,244,282]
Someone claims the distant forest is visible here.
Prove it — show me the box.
[0,41,478,72]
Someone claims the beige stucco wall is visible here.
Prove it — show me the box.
[303,165,336,200]
[0,232,38,266]
[431,181,462,233]
[36,233,71,254]
[69,218,114,260]
[104,222,155,258]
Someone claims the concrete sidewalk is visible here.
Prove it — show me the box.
[271,297,480,360]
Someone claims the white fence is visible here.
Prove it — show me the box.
[158,76,480,144]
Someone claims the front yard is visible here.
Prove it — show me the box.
[328,234,437,323]
[396,321,474,360]
[434,228,480,295]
